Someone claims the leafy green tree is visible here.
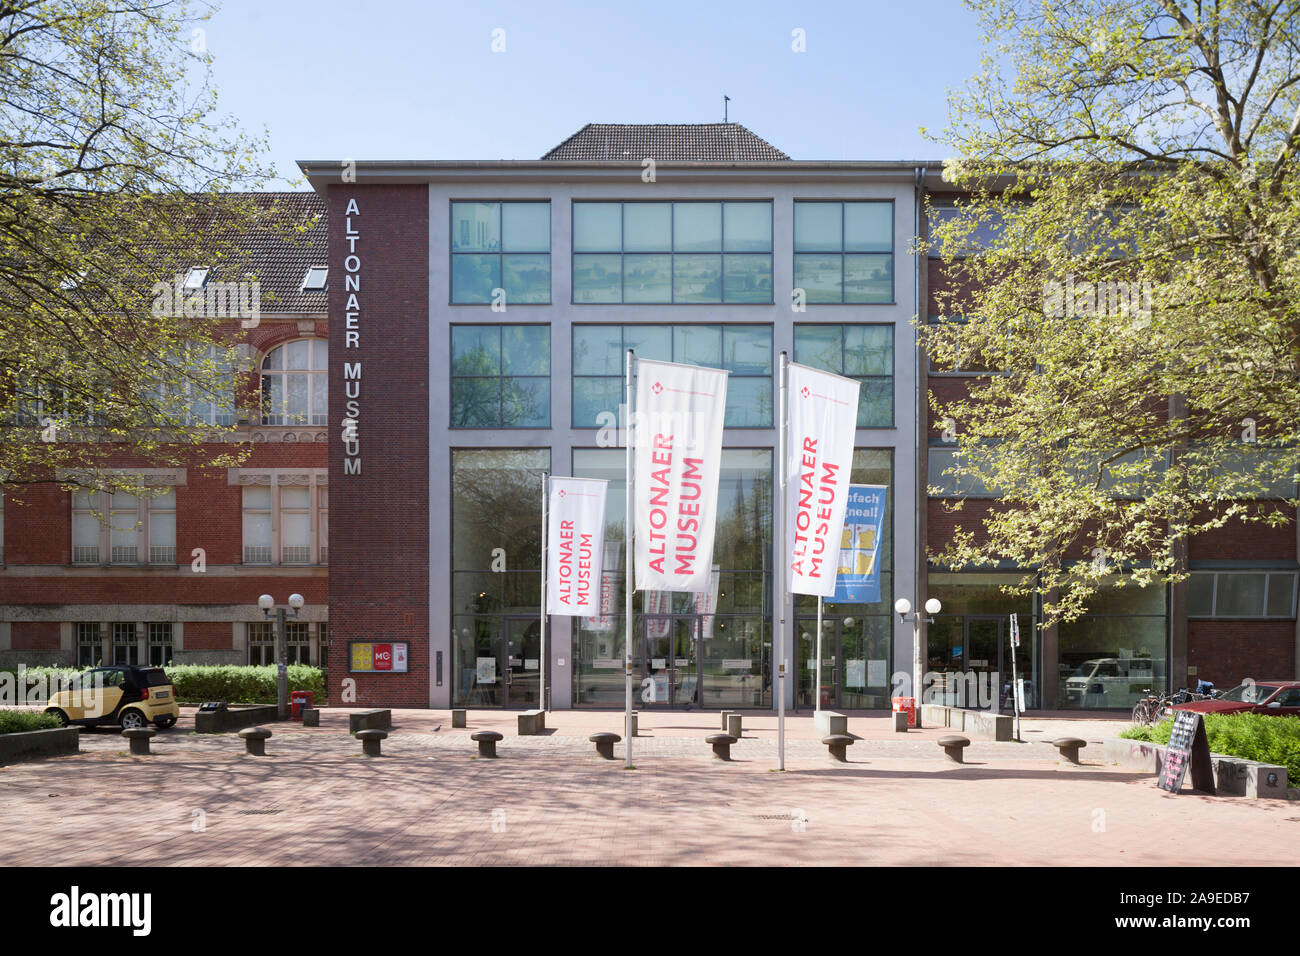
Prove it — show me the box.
[924,0,1300,623]
[0,0,281,498]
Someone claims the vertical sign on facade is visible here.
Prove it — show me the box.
[546,477,608,616]
[785,363,860,597]
[633,358,729,593]
[341,197,362,476]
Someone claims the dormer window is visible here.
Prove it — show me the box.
[301,267,328,291]
[183,268,210,291]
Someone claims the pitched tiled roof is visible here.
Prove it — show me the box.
[189,192,328,315]
[541,123,790,162]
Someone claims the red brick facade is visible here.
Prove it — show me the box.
[324,184,430,707]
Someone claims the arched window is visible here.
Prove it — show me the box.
[261,339,327,425]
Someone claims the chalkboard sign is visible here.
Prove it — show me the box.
[1157,710,1215,794]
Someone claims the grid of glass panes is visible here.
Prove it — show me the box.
[71,490,102,563]
[572,324,773,427]
[261,339,327,426]
[280,485,311,563]
[242,486,272,564]
[1188,571,1298,618]
[450,325,550,428]
[286,621,310,664]
[793,201,893,303]
[76,622,102,666]
[109,492,139,563]
[318,622,329,669]
[248,622,275,665]
[148,342,235,426]
[451,202,550,304]
[572,201,772,304]
[148,490,176,564]
[112,622,138,665]
[793,325,894,426]
[148,623,173,666]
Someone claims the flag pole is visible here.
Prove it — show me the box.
[816,595,823,716]
[777,351,788,771]
[624,349,635,769]
[540,472,548,712]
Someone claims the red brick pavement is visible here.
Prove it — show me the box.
[0,708,1292,866]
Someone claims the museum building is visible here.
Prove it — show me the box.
[0,123,1294,713]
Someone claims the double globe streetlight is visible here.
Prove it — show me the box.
[895,596,941,727]
[258,592,304,719]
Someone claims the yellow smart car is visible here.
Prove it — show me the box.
[45,665,180,730]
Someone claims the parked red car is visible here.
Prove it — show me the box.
[1172,681,1300,716]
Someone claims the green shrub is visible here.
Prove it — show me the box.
[0,710,63,734]
[1121,712,1300,780]
[0,664,325,706]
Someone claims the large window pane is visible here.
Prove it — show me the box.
[1187,573,1215,616]
[502,203,549,252]
[723,254,772,303]
[503,377,549,427]
[502,254,550,303]
[622,325,672,360]
[843,325,892,376]
[672,203,722,252]
[623,203,672,251]
[452,449,549,570]
[844,202,892,252]
[672,254,722,302]
[844,254,892,303]
[623,254,672,302]
[574,203,621,252]
[572,254,621,302]
[572,376,622,427]
[573,326,623,375]
[452,326,500,375]
[723,202,771,252]
[722,325,772,375]
[794,202,842,252]
[502,325,549,376]
[794,254,842,303]
[857,378,893,427]
[451,254,500,304]
[451,202,499,252]
[793,324,841,369]
[451,378,500,427]
[1267,574,1296,617]
[673,325,721,367]
[1217,573,1266,616]
[725,377,772,427]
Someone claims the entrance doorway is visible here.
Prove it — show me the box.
[459,616,541,708]
[639,615,699,709]
[928,614,1033,710]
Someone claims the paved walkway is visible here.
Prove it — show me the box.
[0,708,1292,866]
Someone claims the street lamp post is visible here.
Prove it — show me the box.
[259,593,304,719]
[895,596,941,729]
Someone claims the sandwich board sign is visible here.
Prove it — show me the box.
[1156,710,1215,795]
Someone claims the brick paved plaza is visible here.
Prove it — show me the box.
[1,708,1294,866]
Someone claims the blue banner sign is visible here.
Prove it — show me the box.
[831,484,887,604]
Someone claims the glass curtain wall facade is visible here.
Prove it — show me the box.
[570,448,773,709]
[793,449,894,709]
[927,572,1037,709]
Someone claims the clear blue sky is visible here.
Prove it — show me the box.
[203,0,982,188]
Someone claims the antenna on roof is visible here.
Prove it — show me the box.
[723,95,730,123]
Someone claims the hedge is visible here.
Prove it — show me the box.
[0,710,63,734]
[0,665,325,706]
[1122,712,1300,781]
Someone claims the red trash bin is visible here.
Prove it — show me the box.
[891,696,917,728]
[290,690,314,720]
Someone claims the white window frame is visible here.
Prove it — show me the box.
[1188,571,1299,619]
[76,622,104,666]
[301,267,328,291]
[147,622,174,667]
[72,486,179,566]
[235,469,329,566]
[260,338,327,426]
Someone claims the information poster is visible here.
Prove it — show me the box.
[475,657,497,685]
[349,642,409,673]
[831,485,887,604]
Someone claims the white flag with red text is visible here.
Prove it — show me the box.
[786,363,860,597]
[634,358,729,593]
[546,477,608,616]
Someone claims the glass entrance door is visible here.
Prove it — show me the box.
[640,615,699,708]
[504,618,541,708]
[796,617,839,709]
[965,617,1001,710]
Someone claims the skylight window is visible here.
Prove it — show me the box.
[183,268,210,291]
[301,267,328,291]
